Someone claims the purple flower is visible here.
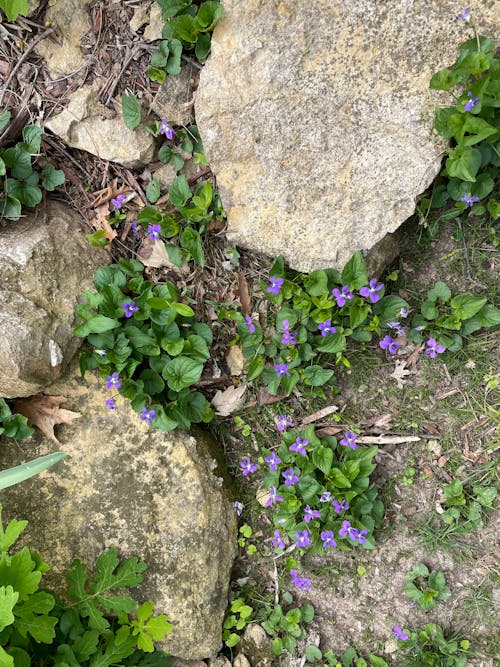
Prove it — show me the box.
[265,486,284,506]
[160,119,176,139]
[95,349,106,357]
[340,431,358,450]
[131,220,139,236]
[282,468,300,486]
[245,315,256,333]
[148,224,161,240]
[110,194,125,210]
[393,626,409,641]
[304,505,321,523]
[290,436,308,456]
[233,501,244,516]
[267,276,284,295]
[359,278,384,303]
[105,398,116,410]
[379,335,401,355]
[339,520,366,543]
[460,192,479,208]
[281,330,297,345]
[321,530,337,549]
[320,491,332,503]
[240,456,258,476]
[264,452,282,471]
[357,529,368,545]
[339,520,352,537]
[140,407,157,424]
[271,529,285,549]
[276,414,293,432]
[122,301,139,318]
[294,529,312,548]
[414,325,425,331]
[280,320,291,331]
[332,285,354,308]
[425,338,446,358]
[464,91,480,112]
[318,320,337,336]
[399,307,409,318]
[274,363,290,378]
[332,499,349,514]
[106,372,122,390]
[386,321,404,336]
[456,7,471,22]
[290,569,311,591]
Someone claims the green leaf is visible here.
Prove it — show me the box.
[303,270,328,296]
[427,281,451,303]
[475,304,500,327]
[303,365,333,386]
[162,356,203,391]
[196,1,223,30]
[0,0,29,21]
[180,227,204,266]
[421,300,438,320]
[368,656,389,667]
[41,163,65,190]
[169,14,198,42]
[14,591,57,643]
[445,145,481,182]
[0,195,22,220]
[0,453,67,490]
[329,468,351,488]
[0,108,11,132]
[0,586,18,632]
[74,315,120,337]
[168,174,191,208]
[460,115,498,147]
[341,251,368,290]
[146,178,161,203]
[429,68,462,91]
[374,295,409,322]
[450,294,487,320]
[22,124,42,153]
[247,355,265,381]
[305,645,323,663]
[312,446,333,475]
[121,93,142,131]
[5,179,42,207]
[473,485,496,507]
[147,67,167,84]
[166,38,182,75]
[0,511,28,552]
[195,32,211,61]
[139,369,165,395]
[172,302,195,317]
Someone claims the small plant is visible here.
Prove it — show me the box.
[0,504,172,666]
[404,563,451,611]
[148,0,224,83]
[306,646,389,667]
[397,623,471,667]
[222,597,254,648]
[0,398,33,440]
[418,16,499,235]
[75,258,214,431]
[237,524,256,555]
[440,478,497,532]
[257,591,314,656]
[0,113,65,221]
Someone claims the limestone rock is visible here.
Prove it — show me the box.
[36,0,91,78]
[144,3,163,42]
[0,201,106,398]
[240,624,274,667]
[152,65,196,127]
[46,84,156,168]
[233,654,250,667]
[0,369,238,659]
[195,0,497,273]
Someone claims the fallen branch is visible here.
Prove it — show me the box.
[356,435,421,445]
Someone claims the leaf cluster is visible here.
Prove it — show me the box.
[440,478,497,533]
[231,251,409,397]
[256,592,314,656]
[0,505,171,667]
[404,563,451,611]
[305,645,388,667]
[149,1,224,83]
[407,280,500,352]
[0,113,65,221]
[75,258,214,431]
[428,35,499,221]
[261,424,383,553]
[398,624,470,667]
[222,597,253,648]
[0,399,33,441]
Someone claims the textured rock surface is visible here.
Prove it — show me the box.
[195,0,497,272]
[0,201,106,398]
[36,0,91,78]
[46,84,156,168]
[152,64,196,126]
[0,369,237,659]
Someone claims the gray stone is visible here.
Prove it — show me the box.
[233,654,250,667]
[152,65,196,127]
[0,201,107,398]
[195,0,497,273]
[0,368,237,659]
[154,163,178,190]
[144,3,163,42]
[240,624,274,667]
[36,0,91,78]
[46,83,156,168]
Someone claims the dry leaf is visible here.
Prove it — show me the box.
[138,238,188,272]
[364,413,392,432]
[256,487,271,507]
[238,272,252,315]
[422,422,441,436]
[90,203,117,244]
[315,425,343,438]
[226,344,245,376]
[390,360,411,388]
[14,395,81,443]
[91,178,129,207]
[437,455,449,467]
[211,384,247,416]
[300,405,338,425]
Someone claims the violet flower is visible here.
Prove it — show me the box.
[359,278,384,303]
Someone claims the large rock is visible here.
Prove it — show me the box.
[195,0,497,272]
[0,369,238,659]
[0,201,106,398]
[36,0,91,78]
[46,83,156,168]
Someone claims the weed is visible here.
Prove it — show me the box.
[404,563,451,611]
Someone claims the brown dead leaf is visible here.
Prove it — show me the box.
[238,272,252,315]
[90,203,117,244]
[315,425,343,438]
[390,360,411,388]
[226,345,245,376]
[300,405,338,426]
[138,238,188,273]
[437,455,449,467]
[364,413,392,432]
[405,343,424,368]
[422,422,441,436]
[211,384,247,416]
[91,178,129,207]
[14,395,81,443]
